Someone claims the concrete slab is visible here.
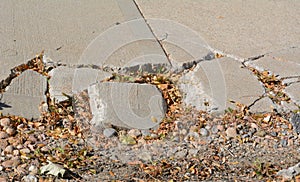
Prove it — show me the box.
[0,0,168,81]
[87,82,167,129]
[249,47,300,78]
[285,83,300,106]
[136,0,300,59]
[49,67,111,102]
[0,70,47,119]
[178,57,267,113]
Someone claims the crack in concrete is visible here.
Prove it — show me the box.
[132,0,173,67]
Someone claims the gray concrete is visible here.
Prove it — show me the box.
[136,0,300,59]
[178,57,273,113]
[88,82,166,129]
[0,0,169,81]
[49,67,111,102]
[0,70,47,119]
[249,47,300,78]
[0,0,299,124]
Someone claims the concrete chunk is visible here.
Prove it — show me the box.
[49,67,111,102]
[88,82,167,129]
[0,70,47,119]
[178,57,267,113]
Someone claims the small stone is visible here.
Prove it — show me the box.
[242,134,249,138]
[217,124,224,131]
[0,132,9,139]
[40,146,50,152]
[103,128,117,138]
[0,166,3,171]
[4,145,13,154]
[128,129,141,138]
[2,157,20,168]
[0,118,11,127]
[150,134,158,139]
[29,165,38,175]
[184,132,200,141]
[5,127,16,136]
[27,135,37,143]
[270,131,278,137]
[141,129,151,137]
[13,150,19,156]
[250,123,259,130]
[22,174,38,182]
[20,148,30,154]
[17,124,25,130]
[226,127,237,138]
[180,129,187,136]
[211,125,219,134]
[119,135,137,145]
[281,139,288,147]
[255,130,266,137]
[263,115,271,122]
[199,128,209,136]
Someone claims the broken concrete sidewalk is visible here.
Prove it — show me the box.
[0,0,300,130]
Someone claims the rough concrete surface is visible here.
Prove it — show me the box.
[135,0,300,59]
[0,70,47,119]
[88,82,166,129]
[0,0,299,127]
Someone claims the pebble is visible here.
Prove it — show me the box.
[128,129,141,138]
[5,127,16,136]
[0,132,9,139]
[103,128,117,138]
[270,131,278,137]
[184,132,200,142]
[180,129,188,136]
[2,157,20,168]
[20,148,31,154]
[141,129,151,137]
[0,118,11,127]
[255,130,266,137]
[226,127,237,138]
[199,128,209,136]
[217,125,224,131]
[211,125,219,134]
[4,145,13,154]
[0,166,3,171]
[29,165,38,174]
[13,150,19,156]
[27,135,37,143]
[22,174,38,182]
[280,139,288,147]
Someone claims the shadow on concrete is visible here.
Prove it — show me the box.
[0,102,11,110]
[0,94,11,110]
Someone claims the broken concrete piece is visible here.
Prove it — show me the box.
[87,82,167,129]
[178,57,267,113]
[250,47,300,78]
[49,67,111,102]
[0,70,47,119]
[284,83,300,106]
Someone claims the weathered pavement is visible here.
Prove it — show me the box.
[0,1,300,181]
[0,1,299,128]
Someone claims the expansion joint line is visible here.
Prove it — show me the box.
[132,0,173,67]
